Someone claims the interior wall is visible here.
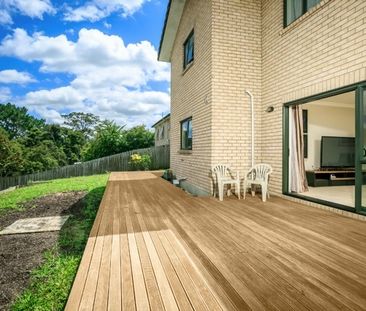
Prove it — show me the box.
[304,103,355,170]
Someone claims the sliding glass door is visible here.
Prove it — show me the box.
[283,82,366,215]
[355,85,366,214]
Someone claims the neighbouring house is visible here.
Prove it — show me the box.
[152,113,170,146]
[158,0,366,215]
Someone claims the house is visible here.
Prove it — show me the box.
[158,0,366,215]
[152,113,170,146]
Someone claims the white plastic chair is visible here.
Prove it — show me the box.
[243,164,273,202]
[212,165,240,201]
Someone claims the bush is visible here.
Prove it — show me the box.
[129,153,152,171]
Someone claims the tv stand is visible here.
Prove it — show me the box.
[306,169,355,187]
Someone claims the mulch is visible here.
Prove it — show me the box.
[0,191,86,311]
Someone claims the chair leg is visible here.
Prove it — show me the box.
[218,182,223,201]
[243,181,247,200]
[236,181,240,199]
[262,185,267,202]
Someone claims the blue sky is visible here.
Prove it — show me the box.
[0,0,170,127]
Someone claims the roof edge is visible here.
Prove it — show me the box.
[158,0,186,62]
[152,113,171,128]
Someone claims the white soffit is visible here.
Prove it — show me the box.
[158,0,186,62]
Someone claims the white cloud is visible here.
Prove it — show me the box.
[25,86,84,107]
[0,9,12,24]
[0,0,55,25]
[64,0,148,22]
[28,106,65,124]
[0,87,11,102]
[25,86,170,126]
[0,28,169,86]
[103,21,111,29]
[0,28,170,126]
[0,69,36,84]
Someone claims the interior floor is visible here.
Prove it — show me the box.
[301,186,355,208]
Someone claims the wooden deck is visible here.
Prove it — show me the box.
[65,172,366,310]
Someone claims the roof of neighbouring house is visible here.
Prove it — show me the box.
[158,0,186,62]
[152,113,171,128]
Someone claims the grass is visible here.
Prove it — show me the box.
[0,174,109,214]
[0,174,109,311]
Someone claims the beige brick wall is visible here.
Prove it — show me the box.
[170,0,213,194]
[262,0,366,194]
[169,0,366,196]
[211,0,262,180]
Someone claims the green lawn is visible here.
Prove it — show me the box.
[0,174,109,311]
[0,174,109,213]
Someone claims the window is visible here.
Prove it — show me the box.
[183,30,194,69]
[285,0,321,26]
[160,126,165,140]
[181,118,192,150]
[303,109,308,158]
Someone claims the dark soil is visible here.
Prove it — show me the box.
[0,191,86,311]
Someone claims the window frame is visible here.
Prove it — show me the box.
[180,117,193,150]
[284,0,321,27]
[183,30,194,70]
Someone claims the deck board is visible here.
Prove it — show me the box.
[66,171,366,311]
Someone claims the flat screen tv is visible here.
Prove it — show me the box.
[321,136,355,168]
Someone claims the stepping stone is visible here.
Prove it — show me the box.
[0,216,70,235]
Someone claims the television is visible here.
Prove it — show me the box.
[320,136,355,168]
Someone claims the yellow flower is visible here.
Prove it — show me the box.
[131,154,142,162]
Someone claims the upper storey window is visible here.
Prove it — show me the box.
[285,0,321,26]
[183,30,194,69]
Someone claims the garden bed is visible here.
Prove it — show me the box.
[0,174,107,310]
[0,191,86,310]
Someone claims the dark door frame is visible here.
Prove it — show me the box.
[283,80,366,215]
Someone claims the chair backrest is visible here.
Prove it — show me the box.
[250,164,273,180]
[212,165,230,179]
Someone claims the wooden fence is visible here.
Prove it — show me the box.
[0,145,170,191]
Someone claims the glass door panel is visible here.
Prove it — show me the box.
[361,164,366,212]
[363,89,366,161]
[356,86,366,213]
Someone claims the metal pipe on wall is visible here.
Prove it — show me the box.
[245,90,255,168]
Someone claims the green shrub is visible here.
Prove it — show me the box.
[129,153,152,171]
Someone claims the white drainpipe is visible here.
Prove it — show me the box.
[245,90,254,168]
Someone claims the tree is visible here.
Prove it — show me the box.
[22,140,67,174]
[0,128,24,177]
[0,103,45,139]
[62,112,101,140]
[18,126,49,148]
[81,123,155,161]
[124,125,154,151]
[82,121,125,161]
[46,124,86,164]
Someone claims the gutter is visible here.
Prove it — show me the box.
[158,0,172,60]
[152,113,171,128]
[157,0,186,62]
